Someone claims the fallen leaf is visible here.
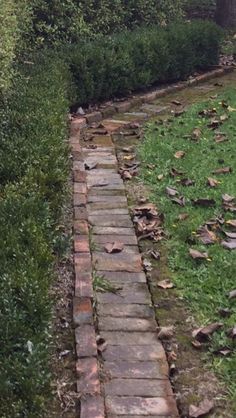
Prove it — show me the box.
[166,186,179,197]
[224,231,236,239]
[228,106,236,112]
[215,133,228,143]
[120,170,132,180]
[191,128,201,141]
[207,177,219,187]
[221,100,228,108]
[157,326,174,340]
[178,213,189,221]
[193,198,216,207]
[191,340,202,349]
[180,178,195,186]
[214,82,223,87]
[171,196,185,206]
[213,167,232,175]
[229,289,236,299]
[174,150,185,159]
[143,258,152,272]
[189,399,214,418]
[192,323,223,342]
[123,154,135,161]
[222,194,235,203]
[157,279,175,289]
[151,250,161,260]
[227,326,236,339]
[197,226,217,245]
[218,308,232,318]
[157,174,164,181]
[170,167,184,177]
[189,249,208,259]
[208,118,222,129]
[85,161,98,170]
[171,100,182,106]
[167,351,177,361]
[199,108,217,118]
[220,114,229,122]
[222,239,236,250]
[174,110,185,117]
[226,219,236,229]
[105,242,124,254]
[214,347,232,356]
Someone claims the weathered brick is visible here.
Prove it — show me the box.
[75,325,97,357]
[98,317,156,332]
[100,331,158,346]
[93,252,142,273]
[93,234,137,246]
[75,253,92,272]
[86,111,103,125]
[74,170,87,183]
[104,360,168,379]
[75,271,93,298]
[115,101,131,113]
[71,142,82,152]
[92,227,135,236]
[80,396,105,418]
[74,182,87,194]
[97,271,146,284]
[70,117,87,135]
[74,235,90,253]
[96,284,151,304]
[97,303,154,318]
[89,208,129,216]
[74,193,87,207]
[76,358,100,395]
[74,207,88,221]
[101,106,116,118]
[104,379,173,397]
[105,396,179,416]
[89,215,132,228]
[73,297,93,325]
[102,344,166,362]
[88,196,126,205]
[74,220,89,235]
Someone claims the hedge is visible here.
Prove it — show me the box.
[68,20,222,106]
[0,55,69,417]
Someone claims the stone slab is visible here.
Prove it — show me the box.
[89,209,129,216]
[88,196,126,205]
[80,396,105,418]
[97,271,146,284]
[93,235,137,245]
[105,396,179,416]
[100,332,158,346]
[102,345,166,362]
[98,317,156,332]
[96,283,151,304]
[89,215,132,228]
[97,303,154,318]
[92,227,135,236]
[104,361,168,379]
[76,358,100,395]
[75,325,97,357]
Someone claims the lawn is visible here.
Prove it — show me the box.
[138,88,236,402]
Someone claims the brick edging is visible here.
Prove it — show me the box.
[72,67,234,130]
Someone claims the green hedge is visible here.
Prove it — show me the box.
[68,21,222,106]
[0,55,69,417]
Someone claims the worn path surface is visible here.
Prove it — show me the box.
[70,68,234,418]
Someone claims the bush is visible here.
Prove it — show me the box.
[68,21,222,106]
[0,54,69,417]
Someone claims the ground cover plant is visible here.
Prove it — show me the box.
[139,89,236,405]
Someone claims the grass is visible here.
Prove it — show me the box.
[138,88,236,404]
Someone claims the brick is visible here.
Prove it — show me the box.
[105,396,179,416]
[86,111,103,125]
[75,271,93,298]
[74,207,88,221]
[140,91,157,103]
[74,170,87,182]
[105,379,173,398]
[89,188,126,197]
[73,161,85,171]
[70,117,87,135]
[89,215,132,228]
[74,220,89,235]
[76,358,100,395]
[75,325,97,357]
[102,344,166,362]
[74,182,87,194]
[97,303,154,318]
[88,201,126,211]
[96,283,151,305]
[73,297,93,325]
[93,234,137,246]
[80,396,105,418]
[104,360,168,379]
[93,252,142,273]
[74,193,87,207]
[92,227,135,236]
[97,271,146,284]
[89,209,129,216]
[88,196,126,205]
[98,317,156,332]
[100,332,158,346]
[71,142,82,152]
[96,246,139,255]
[74,235,90,253]
[75,253,92,272]
[115,101,131,113]
[101,106,116,118]
[87,178,123,188]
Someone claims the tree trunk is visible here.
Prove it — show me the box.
[215,0,236,27]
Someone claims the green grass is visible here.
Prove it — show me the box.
[139,89,236,403]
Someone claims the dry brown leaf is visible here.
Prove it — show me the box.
[171,196,185,206]
[224,231,236,239]
[222,239,236,250]
[215,133,228,143]
[171,100,182,106]
[85,161,98,170]
[226,219,236,229]
[207,177,219,187]
[197,226,217,245]
[192,323,223,342]
[166,186,178,197]
[220,113,229,122]
[214,347,232,356]
[105,242,124,254]
[157,174,164,181]
[157,326,174,340]
[170,167,184,177]
[157,279,175,289]
[180,178,195,186]
[189,249,208,260]
[229,289,236,299]
[193,198,216,207]
[123,154,135,161]
[178,213,189,221]
[191,128,201,141]
[213,166,232,175]
[222,194,235,203]
[191,340,202,349]
[174,150,185,159]
[189,399,214,418]
[218,308,232,318]
[151,250,161,260]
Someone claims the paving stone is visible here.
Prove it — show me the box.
[87,175,122,187]
[100,332,158,346]
[75,253,92,273]
[74,193,87,207]
[88,201,127,210]
[71,142,82,152]
[93,234,137,245]
[89,188,126,196]
[74,170,87,182]
[73,161,85,171]
[93,252,142,273]
[97,303,154,318]
[83,146,114,154]
[102,345,166,362]
[86,111,102,124]
[76,358,100,395]
[104,379,173,397]
[87,168,117,176]
[98,317,156,332]
[92,227,135,236]
[107,415,177,418]
[89,209,129,216]
[96,284,151,304]
[141,104,169,115]
[73,297,93,325]
[75,325,97,357]
[105,396,179,416]
[104,361,168,379]
[74,235,90,253]
[97,271,146,284]
[89,215,132,228]
[74,207,88,221]
[75,272,93,298]
[102,106,116,118]
[74,182,87,194]
[80,396,105,418]
[74,220,89,235]
[115,101,131,113]
[95,245,139,255]
[70,117,87,134]
[88,196,126,205]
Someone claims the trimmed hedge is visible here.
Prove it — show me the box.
[68,21,222,106]
[0,55,69,417]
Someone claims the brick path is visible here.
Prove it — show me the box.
[71,106,181,417]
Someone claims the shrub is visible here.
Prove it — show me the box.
[0,54,69,417]
[68,21,222,106]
